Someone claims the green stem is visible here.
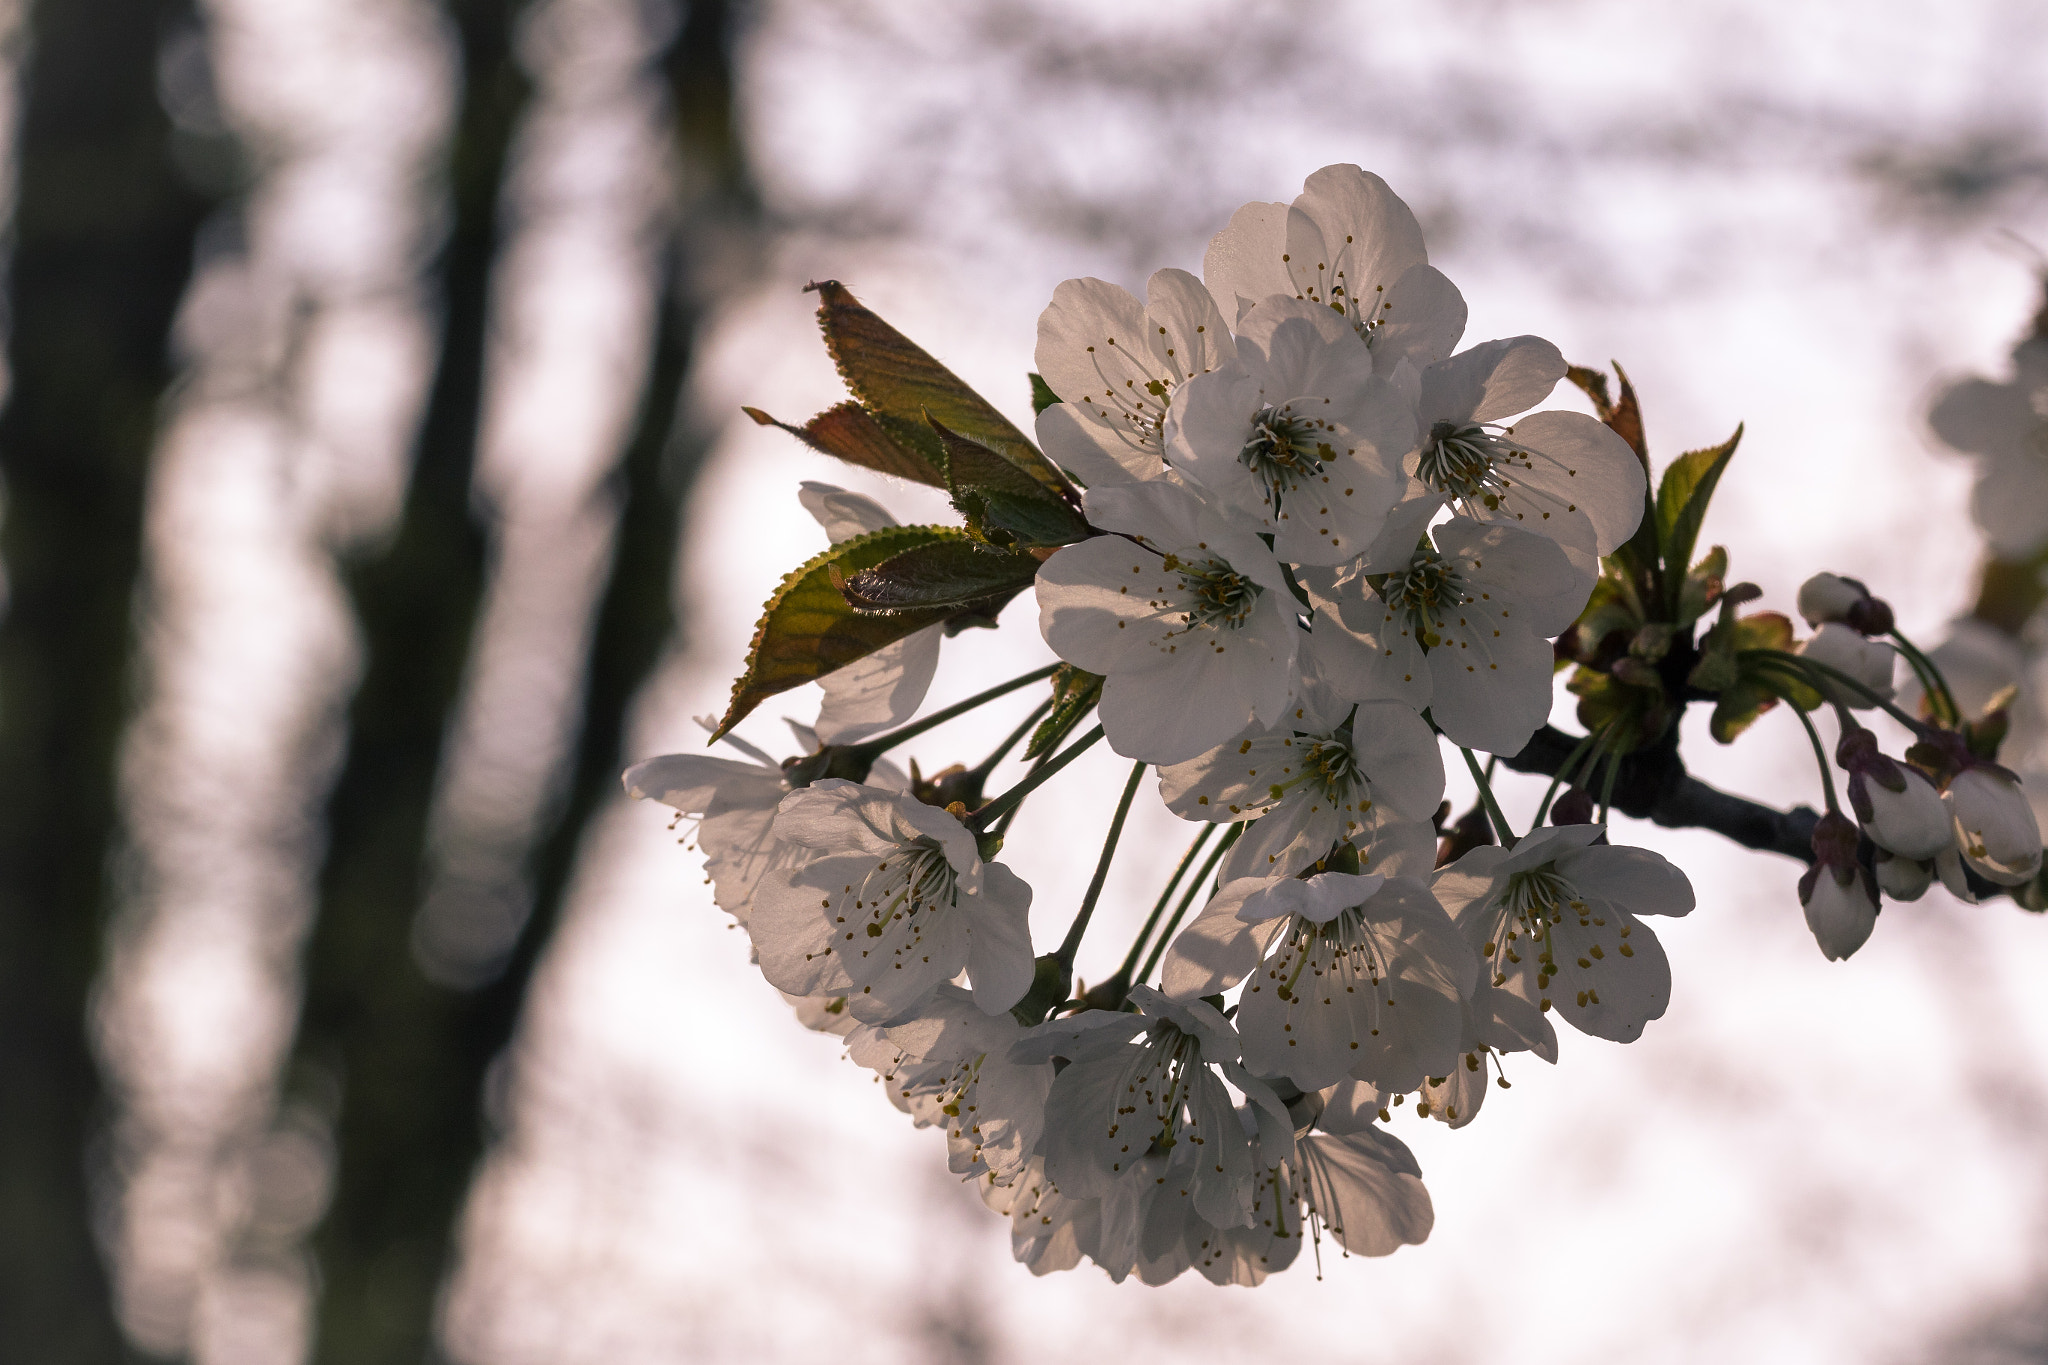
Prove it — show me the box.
[1597,746,1623,825]
[1532,731,1600,828]
[1460,747,1518,848]
[851,663,1059,759]
[1789,701,1841,813]
[1058,761,1147,965]
[1890,629,1961,727]
[1135,823,1242,985]
[1114,822,1218,986]
[1742,649,1929,735]
[969,724,1105,832]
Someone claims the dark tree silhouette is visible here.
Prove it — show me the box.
[284,2,752,1360]
[0,1,226,1359]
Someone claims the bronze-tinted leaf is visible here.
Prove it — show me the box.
[928,414,1088,549]
[839,539,1043,612]
[741,400,944,487]
[712,524,973,739]
[807,279,1071,497]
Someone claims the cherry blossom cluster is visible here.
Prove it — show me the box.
[620,167,2045,1287]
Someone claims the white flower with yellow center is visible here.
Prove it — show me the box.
[1312,518,1586,755]
[1203,163,1467,375]
[1433,825,1694,1043]
[1035,479,1301,764]
[1165,295,1414,563]
[1410,336,1647,583]
[1033,268,1235,487]
[749,780,1033,1024]
[1014,987,1290,1234]
[1160,872,1473,1095]
[1157,670,1444,879]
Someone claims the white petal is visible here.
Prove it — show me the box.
[814,625,942,744]
[1553,844,1696,917]
[1295,1129,1433,1257]
[966,862,1036,1014]
[797,480,898,542]
[1372,263,1467,373]
[1497,410,1647,555]
[1420,336,1567,426]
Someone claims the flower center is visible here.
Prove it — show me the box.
[1379,547,1468,648]
[1238,406,1335,511]
[852,841,959,939]
[1164,554,1263,630]
[1417,420,1531,512]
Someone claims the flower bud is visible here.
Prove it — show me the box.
[1797,573,1894,636]
[1945,767,2044,885]
[1873,849,1933,902]
[1860,767,1950,860]
[1800,865,1878,959]
[1800,811,1878,960]
[1550,788,1596,825]
[1797,624,1896,708]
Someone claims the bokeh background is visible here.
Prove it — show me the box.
[4,1,2048,1362]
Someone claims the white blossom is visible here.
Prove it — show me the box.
[1156,667,1445,880]
[1312,518,1586,754]
[1202,163,1466,375]
[1946,767,2044,885]
[1033,268,1235,487]
[1411,336,1646,582]
[1798,623,1896,709]
[848,985,1051,1184]
[1015,987,1290,1233]
[1433,825,1694,1043]
[1873,849,1934,902]
[1035,479,1301,764]
[1927,339,2048,557]
[1160,872,1474,1094]
[749,780,1034,1023]
[1165,294,1413,563]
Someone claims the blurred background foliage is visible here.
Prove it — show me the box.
[0,0,2046,1362]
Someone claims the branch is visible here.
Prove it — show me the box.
[1499,724,1821,862]
[1499,723,2027,903]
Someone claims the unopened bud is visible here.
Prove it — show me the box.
[1945,767,2044,886]
[1797,573,1892,635]
[1859,767,1950,860]
[1873,850,1934,902]
[1798,858,1878,961]
[1550,789,1596,825]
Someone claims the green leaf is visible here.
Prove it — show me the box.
[1029,372,1061,414]
[929,414,1090,549]
[838,540,1043,613]
[741,400,944,488]
[809,279,1072,499]
[1675,545,1727,629]
[1026,665,1104,759]
[1709,678,1779,743]
[1654,424,1743,616]
[712,524,978,739]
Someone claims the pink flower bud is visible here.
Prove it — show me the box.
[1796,573,1867,627]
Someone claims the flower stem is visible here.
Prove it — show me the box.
[1460,747,1518,848]
[1597,745,1623,824]
[851,663,1060,760]
[1113,822,1219,987]
[1889,629,1961,727]
[1135,823,1242,985]
[969,724,1105,832]
[1058,760,1147,966]
[1789,701,1841,813]
[1532,731,1600,827]
[1741,649,1930,735]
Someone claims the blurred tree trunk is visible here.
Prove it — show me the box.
[289,2,751,1361]
[0,1,224,1359]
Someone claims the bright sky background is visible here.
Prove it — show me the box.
[101,1,2048,1362]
